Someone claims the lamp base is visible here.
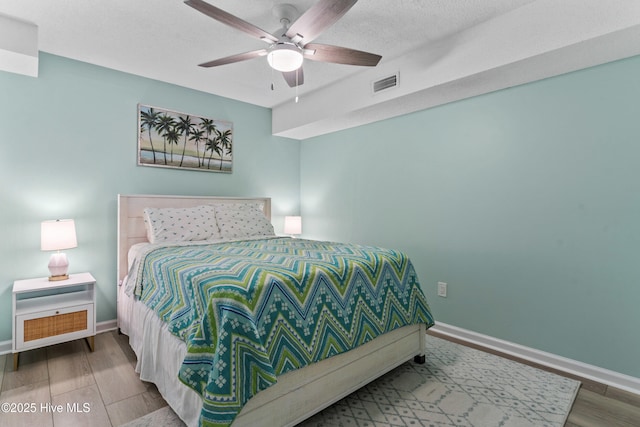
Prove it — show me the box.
[48,252,69,281]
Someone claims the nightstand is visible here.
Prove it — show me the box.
[12,272,96,370]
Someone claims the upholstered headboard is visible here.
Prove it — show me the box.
[117,194,271,283]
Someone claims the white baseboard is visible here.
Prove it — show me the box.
[0,319,119,356]
[97,319,118,334]
[431,321,640,396]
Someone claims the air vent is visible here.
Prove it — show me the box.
[372,73,399,94]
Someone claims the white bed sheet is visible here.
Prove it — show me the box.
[118,280,202,426]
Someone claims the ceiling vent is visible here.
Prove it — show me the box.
[372,73,399,94]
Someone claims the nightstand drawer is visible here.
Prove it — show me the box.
[15,303,94,350]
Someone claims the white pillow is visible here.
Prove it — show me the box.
[143,205,221,243]
[214,203,274,239]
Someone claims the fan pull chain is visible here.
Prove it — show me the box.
[295,70,299,103]
[271,66,274,91]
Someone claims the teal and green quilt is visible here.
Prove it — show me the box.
[134,238,434,426]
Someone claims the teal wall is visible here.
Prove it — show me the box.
[0,53,300,342]
[300,55,640,378]
[3,51,639,380]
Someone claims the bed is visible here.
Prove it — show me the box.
[117,194,434,427]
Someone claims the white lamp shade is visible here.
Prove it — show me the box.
[284,216,302,235]
[41,219,77,251]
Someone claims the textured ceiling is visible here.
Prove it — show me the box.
[2,0,640,139]
[0,0,535,106]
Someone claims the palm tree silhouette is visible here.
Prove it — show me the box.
[205,136,221,170]
[156,114,176,165]
[199,118,217,167]
[140,108,161,163]
[163,127,180,164]
[215,128,233,170]
[175,115,196,167]
[189,129,206,168]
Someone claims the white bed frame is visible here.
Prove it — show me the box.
[117,194,426,426]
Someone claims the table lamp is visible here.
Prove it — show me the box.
[41,219,77,281]
[284,216,302,238]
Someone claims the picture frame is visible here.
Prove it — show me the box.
[137,104,233,173]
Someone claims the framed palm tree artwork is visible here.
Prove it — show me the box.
[137,104,233,173]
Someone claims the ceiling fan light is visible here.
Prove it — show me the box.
[267,44,303,72]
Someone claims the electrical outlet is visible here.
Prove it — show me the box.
[437,282,447,297]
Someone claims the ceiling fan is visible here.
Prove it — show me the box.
[184,0,382,88]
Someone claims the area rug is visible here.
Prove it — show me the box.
[123,335,580,427]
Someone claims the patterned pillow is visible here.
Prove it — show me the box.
[214,203,274,239]
[143,205,221,243]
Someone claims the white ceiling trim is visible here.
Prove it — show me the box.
[0,13,38,77]
[273,0,640,139]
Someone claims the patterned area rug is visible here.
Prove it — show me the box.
[123,335,580,427]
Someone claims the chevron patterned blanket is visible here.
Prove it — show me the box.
[134,238,434,426]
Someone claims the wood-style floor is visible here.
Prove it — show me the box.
[0,332,166,427]
[1,330,639,426]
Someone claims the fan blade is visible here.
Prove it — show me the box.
[282,68,304,87]
[185,0,278,43]
[304,43,381,66]
[198,49,268,67]
[285,0,357,44]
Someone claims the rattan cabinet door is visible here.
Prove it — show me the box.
[15,303,94,351]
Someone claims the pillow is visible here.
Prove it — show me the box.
[214,203,274,239]
[143,205,221,243]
